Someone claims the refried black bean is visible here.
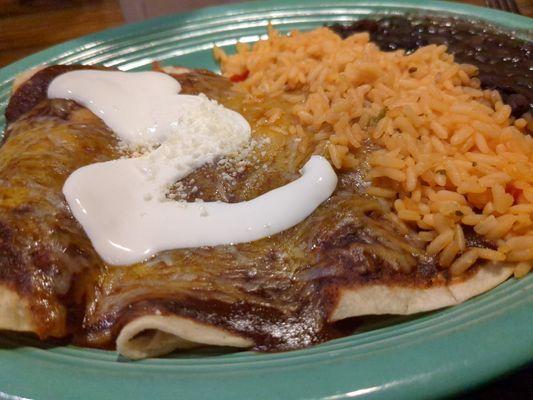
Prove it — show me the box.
[330,16,533,118]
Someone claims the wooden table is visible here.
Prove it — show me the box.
[0,0,124,67]
[0,0,531,68]
[0,0,531,398]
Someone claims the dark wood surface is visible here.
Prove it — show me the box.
[0,0,124,67]
[0,0,531,398]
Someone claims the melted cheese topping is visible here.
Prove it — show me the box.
[48,70,337,265]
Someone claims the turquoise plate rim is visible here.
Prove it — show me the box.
[0,1,532,399]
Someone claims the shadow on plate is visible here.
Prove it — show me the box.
[0,330,70,350]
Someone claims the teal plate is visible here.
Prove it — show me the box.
[0,1,532,399]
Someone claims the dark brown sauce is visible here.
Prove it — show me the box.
[0,97,118,338]
[6,65,89,127]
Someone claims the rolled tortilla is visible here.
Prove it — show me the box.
[331,263,514,320]
[0,285,36,333]
[117,315,253,359]
[115,263,513,359]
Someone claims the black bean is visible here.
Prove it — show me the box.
[430,36,450,46]
[507,94,530,116]
[329,16,533,118]
[353,20,378,33]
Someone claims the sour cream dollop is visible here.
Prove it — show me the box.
[48,70,337,266]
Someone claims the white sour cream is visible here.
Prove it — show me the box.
[48,70,337,266]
